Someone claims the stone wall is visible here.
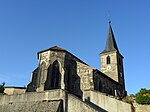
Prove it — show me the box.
[100,50,126,94]
[94,70,123,97]
[100,51,119,82]
[0,89,64,104]
[4,87,26,95]
[83,90,132,112]
[0,89,98,112]
[0,100,62,112]
[133,102,150,112]
[122,96,150,112]
[67,93,98,112]
[76,61,94,91]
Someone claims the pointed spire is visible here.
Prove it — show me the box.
[101,21,119,53]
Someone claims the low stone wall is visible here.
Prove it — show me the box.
[0,89,64,105]
[0,89,98,112]
[83,90,133,112]
[4,87,26,95]
[67,93,98,112]
[133,102,150,112]
[0,89,65,112]
[0,100,62,112]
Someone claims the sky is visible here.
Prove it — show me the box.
[0,0,150,94]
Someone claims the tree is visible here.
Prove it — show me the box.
[0,82,5,93]
[136,88,150,105]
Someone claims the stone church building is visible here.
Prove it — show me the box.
[27,22,126,98]
[0,22,134,112]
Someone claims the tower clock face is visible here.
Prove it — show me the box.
[106,65,111,71]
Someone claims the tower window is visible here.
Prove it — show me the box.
[106,56,111,64]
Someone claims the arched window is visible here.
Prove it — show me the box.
[51,60,60,89]
[106,56,111,64]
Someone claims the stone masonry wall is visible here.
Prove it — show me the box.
[4,88,26,95]
[133,102,150,112]
[0,89,65,112]
[76,61,94,91]
[0,100,62,112]
[83,90,132,112]
[0,89,98,112]
[67,93,98,112]
[0,89,65,105]
[100,51,119,82]
[94,71,122,96]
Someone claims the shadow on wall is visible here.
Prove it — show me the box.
[64,56,83,98]
[26,67,39,92]
[45,57,83,112]
[44,57,83,98]
[45,60,61,90]
[57,99,64,112]
[85,97,108,112]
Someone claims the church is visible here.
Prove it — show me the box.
[0,22,133,112]
[26,21,127,98]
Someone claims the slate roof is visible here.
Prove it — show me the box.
[101,22,119,54]
[49,46,66,51]
[37,46,88,65]
[38,46,66,54]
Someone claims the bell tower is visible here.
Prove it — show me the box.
[100,21,125,91]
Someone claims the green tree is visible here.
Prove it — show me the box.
[136,88,150,105]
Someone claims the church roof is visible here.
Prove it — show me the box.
[50,46,66,51]
[37,46,88,65]
[101,22,119,54]
[38,46,66,54]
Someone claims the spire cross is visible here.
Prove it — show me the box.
[108,12,111,24]
[108,17,111,24]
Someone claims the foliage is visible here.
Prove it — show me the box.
[136,88,150,105]
[0,82,5,93]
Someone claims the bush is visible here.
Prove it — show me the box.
[136,88,150,105]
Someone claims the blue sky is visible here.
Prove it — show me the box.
[0,0,149,94]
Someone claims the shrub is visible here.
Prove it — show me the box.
[136,88,150,105]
